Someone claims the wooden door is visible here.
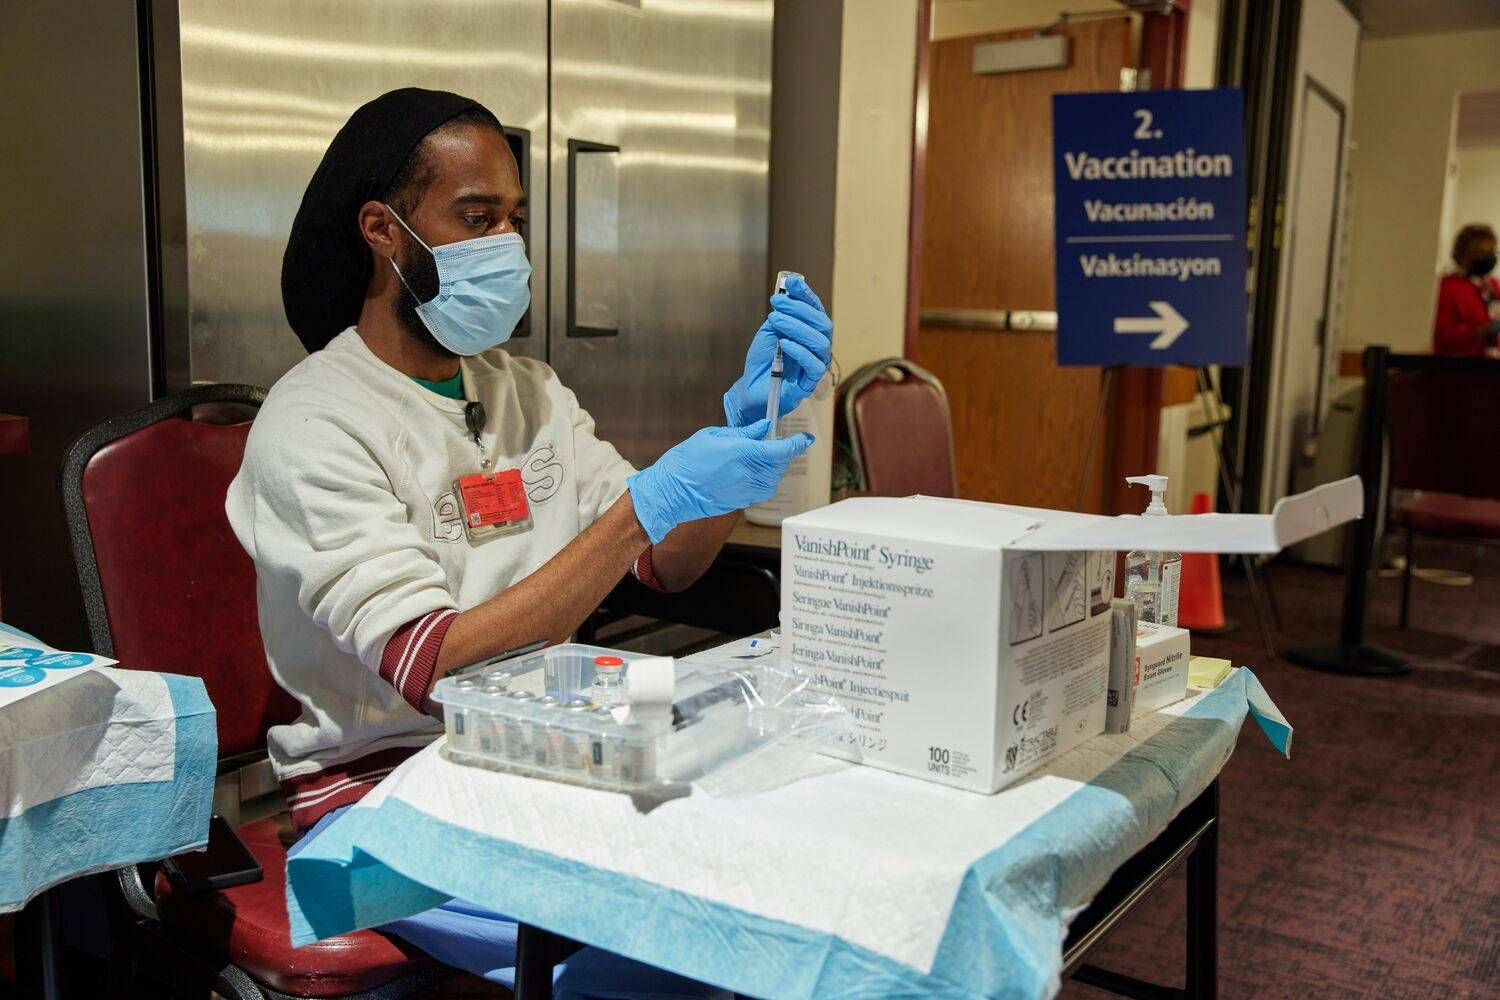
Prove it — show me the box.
[916,20,1131,511]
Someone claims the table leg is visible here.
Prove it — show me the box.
[514,924,584,1000]
[1185,784,1219,1000]
[514,923,553,1000]
[15,888,63,1000]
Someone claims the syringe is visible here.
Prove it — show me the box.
[767,270,799,439]
[766,346,783,439]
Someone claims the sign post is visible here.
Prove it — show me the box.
[1052,89,1247,367]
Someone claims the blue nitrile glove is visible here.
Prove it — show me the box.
[723,273,834,427]
[627,420,815,543]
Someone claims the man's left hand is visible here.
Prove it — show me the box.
[723,273,833,427]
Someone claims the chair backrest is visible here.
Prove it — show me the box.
[840,358,958,497]
[61,384,299,762]
[1387,367,1500,500]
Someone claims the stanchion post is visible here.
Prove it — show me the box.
[1286,345,1411,675]
[1341,345,1388,646]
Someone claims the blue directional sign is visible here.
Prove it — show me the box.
[1053,88,1247,366]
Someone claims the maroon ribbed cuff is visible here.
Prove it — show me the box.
[633,545,666,592]
[379,608,458,712]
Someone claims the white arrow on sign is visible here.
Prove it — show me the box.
[1113,301,1188,350]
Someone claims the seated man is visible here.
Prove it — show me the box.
[228,87,831,996]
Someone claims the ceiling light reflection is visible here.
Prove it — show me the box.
[179,23,769,97]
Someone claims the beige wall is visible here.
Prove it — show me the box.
[829,0,918,371]
[1258,0,1360,510]
[1451,146,1500,242]
[1344,29,1500,353]
[1183,0,1220,88]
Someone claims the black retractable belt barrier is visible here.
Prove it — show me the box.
[1287,345,1411,676]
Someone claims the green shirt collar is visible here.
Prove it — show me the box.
[412,369,464,401]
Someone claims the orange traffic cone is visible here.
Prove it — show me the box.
[1178,491,1228,631]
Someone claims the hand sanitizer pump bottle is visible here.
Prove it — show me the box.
[1123,475,1183,626]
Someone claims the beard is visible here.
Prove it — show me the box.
[391,238,454,358]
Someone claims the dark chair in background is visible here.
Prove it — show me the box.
[1290,347,1500,676]
[1386,364,1500,627]
[61,384,453,999]
[588,358,961,646]
[839,358,957,497]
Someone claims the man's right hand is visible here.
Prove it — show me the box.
[626,420,813,543]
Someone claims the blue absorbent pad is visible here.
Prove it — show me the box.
[288,669,1285,999]
[0,667,216,913]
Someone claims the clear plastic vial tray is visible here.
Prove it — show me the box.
[431,643,668,791]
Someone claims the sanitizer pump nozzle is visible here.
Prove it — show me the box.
[1126,475,1171,516]
[1122,474,1183,626]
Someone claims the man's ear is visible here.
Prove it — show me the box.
[359,201,396,259]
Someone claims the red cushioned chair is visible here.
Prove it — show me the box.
[1385,366,1500,628]
[61,385,454,999]
[839,358,957,497]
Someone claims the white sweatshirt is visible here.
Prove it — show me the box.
[226,329,638,823]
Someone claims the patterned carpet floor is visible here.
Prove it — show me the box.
[1061,540,1500,999]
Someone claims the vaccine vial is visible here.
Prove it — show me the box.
[548,723,568,769]
[535,720,561,768]
[448,677,480,752]
[562,700,593,771]
[533,696,563,767]
[619,734,657,786]
[591,655,626,706]
[474,683,507,753]
[590,704,620,779]
[503,690,535,761]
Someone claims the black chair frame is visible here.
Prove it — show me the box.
[60,383,267,660]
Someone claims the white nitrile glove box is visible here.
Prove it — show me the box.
[1133,621,1190,713]
[781,479,1362,793]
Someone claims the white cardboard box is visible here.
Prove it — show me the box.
[781,478,1361,793]
[783,498,1122,793]
[1133,621,1190,713]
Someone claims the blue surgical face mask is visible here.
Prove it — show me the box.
[386,205,532,356]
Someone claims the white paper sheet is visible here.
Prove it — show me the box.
[1007,475,1363,553]
[0,624,115,711]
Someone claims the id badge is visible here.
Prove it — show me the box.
[454,468,533,542]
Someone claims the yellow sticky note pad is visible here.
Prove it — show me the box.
[1188,656,1232,689]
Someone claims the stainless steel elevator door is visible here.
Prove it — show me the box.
[549,0,773,466]
[172,0,550,390]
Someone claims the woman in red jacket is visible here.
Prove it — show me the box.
[1433,223,1500,357]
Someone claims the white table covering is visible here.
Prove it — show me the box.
[0,624,216,913]
[287,654,1288,999]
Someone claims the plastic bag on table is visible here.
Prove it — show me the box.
[658,659,850,797]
